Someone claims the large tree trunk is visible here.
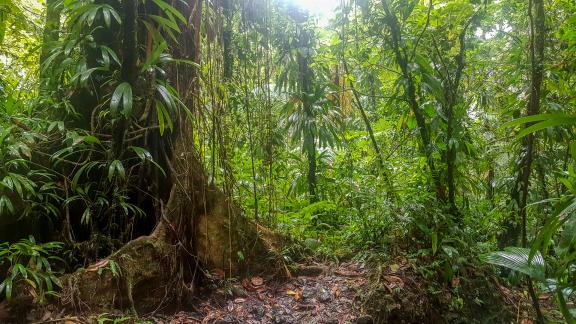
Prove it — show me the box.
[61,113,278,313]
[60,0,280,313]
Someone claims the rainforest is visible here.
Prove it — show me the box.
[0,0,575,323]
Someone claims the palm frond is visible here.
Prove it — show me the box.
[482,247,545,280]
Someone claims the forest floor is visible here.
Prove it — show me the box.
[24,261,371,324]
[151,261,371,324]
[21,258,560,323]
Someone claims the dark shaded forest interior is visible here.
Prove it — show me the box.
[0,0,575,323]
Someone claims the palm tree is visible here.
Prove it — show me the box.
[283,83,341,203]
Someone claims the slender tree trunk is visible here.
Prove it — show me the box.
[39,0,62,92]
[500,0,546,249]
[306,137,318,203]
[222,0,233,80]
[536,161,549,201]
[111,0,138,159]
[341,59,396,200]
[297,28,317,203]
[243,37,259,219]
[498,0,546,321]
[444,21,471,216]
[381,0,445,202]
[264,0,275,222]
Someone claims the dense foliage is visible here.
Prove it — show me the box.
[0,0,575,321]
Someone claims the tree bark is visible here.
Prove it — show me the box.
[39,0,62,92]
[112,0,138,158]
[60,0,281,313]
[443,19,472,216]
[222,0,233,80]
[297,28,318,203]
[381,0,445,202]
[499,0,546,249]
[499,0,546,321]
[341,58,396,200]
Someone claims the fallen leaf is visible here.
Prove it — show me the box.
[41,311,52,321]
[210,268,225,280]
[296,304,315,311]
[334,270,360,277]
[538,294,551,300]
[286,289,301,301]
[389,264,400,273]
[384,275,405,289]
[63,317,81,324]
[331,286,341,298]
[251,276,264,286]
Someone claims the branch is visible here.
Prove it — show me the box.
[410,0,432,62]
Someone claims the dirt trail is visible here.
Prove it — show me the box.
[159,261,372,324]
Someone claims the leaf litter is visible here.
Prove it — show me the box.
[166,261,371,324]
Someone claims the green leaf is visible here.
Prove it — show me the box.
[83,135,101,144]
[129,146,166,177]
[0,195,15,214]
[150,14,181,33]
[110,82,133,117]
[4,278,12,300]
[102,6,111,27]
[108,160,125,181]
[14,264,27,279]
[152,0,187,25]
[130,146,152,161]
[501,113,575,128]
[155,101,172,134]
[81,208,91,225]
[516,118,576,139]
[482,247,545,281]
[156,84,175,110]
[431,232,438,255]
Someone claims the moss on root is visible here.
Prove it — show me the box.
[60,195,283,313]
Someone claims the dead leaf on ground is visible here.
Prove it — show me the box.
[242,278,251,290]
[63,317,81,324]
[41,311,52,321]
[211,268,226,280]
[384,275,405,289]
[251,276,264,286]
[331,286,341,298]
[286,289,302,301]
[334,270,360,277]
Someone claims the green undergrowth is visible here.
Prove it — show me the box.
[272,194,517,323]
